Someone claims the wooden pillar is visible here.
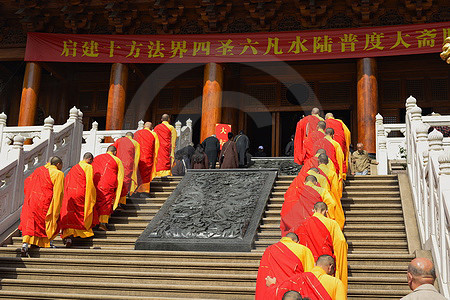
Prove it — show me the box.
[357,58,378,153]
[200,63,223,143]
[106,63,128,131]
[18,62,41,126]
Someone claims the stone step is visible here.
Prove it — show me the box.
[266,203,403,210]
[122,203,164,210]
[256,231,407,240]
[345,175,398,180]
[259,223,406,232]
[267,197,403,204]
[0,279,256,298]
[345,179,399,186]
[342,191,401,197]
[254,240,408,251]
[263,209,404,217]
[113,209,159,216]
[147,186,176,192]
[261,216,405,225]
[126,197,168,204]
[343,186,399,192]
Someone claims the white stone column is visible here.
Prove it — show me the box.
[10,135,25,211]
[377,135,388,175]
[41,116,54,162]
[0,112,7,156]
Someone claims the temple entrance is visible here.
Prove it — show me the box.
[246,112,272,157]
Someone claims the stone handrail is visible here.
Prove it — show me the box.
[81,118,192,159]
[404,96,450,298]
[0,107,83,237]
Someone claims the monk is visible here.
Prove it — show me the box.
[281,175,343,234]
[255,232,315,300]
[92,145,125,231]
[293,202,348,288]
[294,108,324,165]
[154,114,177,177]
[60,152,96,247]
[311,255,347,300]
[19,156,64,256]
[318,155,343,207]
[113,132,141,199]
[313,129,344,180]
[134,122,159,193]
[219,132,239,169]
[325,113,350,176]
[302,121,326,163]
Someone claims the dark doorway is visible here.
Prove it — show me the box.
[246,112,272,157]
[173,113,201,145]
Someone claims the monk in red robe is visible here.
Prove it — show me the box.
[134,122,160,193]
[312,129,344,179]
[302,121,326,163]
[92,145,125,231]
[294,108,324,165]
[281,175,343,234]
[19,156,64,256]
[293,202,348,289]
[154,114,177,177]
[60,152,96,247]
[113,132,141,199]
[325,113,350,175]
[255,232,315,300]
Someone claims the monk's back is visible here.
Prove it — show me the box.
[92,153,118,190]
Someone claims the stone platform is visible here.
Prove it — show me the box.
[135,169,277,252]
[249,157,301,176]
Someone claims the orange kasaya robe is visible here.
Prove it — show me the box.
[19,164,64,248]
[294,114,324,165]
[60,160,96,239]
[154,121,177,177]
[313,137,342,180]
[318,164,343,212]
[113,136,141,197]
[134,128,160,193]
[92,152,125,224]
[255,237,315,300]
[302,129,325,163]
[293,212,348,290]
[326,118,351,173]
[325,136,345,181]
[265,271,332,300]
[281,182,343,235]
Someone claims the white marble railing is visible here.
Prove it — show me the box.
[404,97,450,298]
[0,107,83,236]
[80,118,192,159]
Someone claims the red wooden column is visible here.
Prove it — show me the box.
[18,62,42,126]
[200,63,223,143]
[106,63,128,133]
[357,58,378,154]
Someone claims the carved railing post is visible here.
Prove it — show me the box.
[175,120,182,137]
[416,122,429,163]
[186,118,193,146]
[406,96,417,114]
[10,135,25,212]
[0,112,7,156]
[377,135,388,175]
[41,116,55,162]
[67,106,80,167]
[137,120,144,130]
[85,121,98,157]
[72,109,83,166]
[375,113,384,164]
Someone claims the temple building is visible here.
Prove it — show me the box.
[0,0,449,156]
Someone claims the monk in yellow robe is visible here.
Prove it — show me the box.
[19,156,64,256]
[325,113,351,177]
[318,154,342,203]
[154,114,177,177]
[256,232,315,299]
[281,175,344,233]
[60,152,96,247]
[113,132,140,198]
[324,128,345,181]
[134,122,160,193]
[312,255,347,299]
[293,202,348,289]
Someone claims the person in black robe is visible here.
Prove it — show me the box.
[219,132,239,169]
[202,134,220,169]
[285,135,295,156]
[191,145,209,169]
[172,150,188,176]
[255,145,267,157]
[234,130,250,167]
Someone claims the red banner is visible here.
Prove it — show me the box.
[25,22,450,64]
[215,124,232,149]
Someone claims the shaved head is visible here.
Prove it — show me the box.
[317,121,326,130]
[325,113,334,119]
[282,291,303,300]
[311,107,320,115]
[316,148,326,155]
[107,145,117,154]
[144,122,152,129]
[310,167,320,173]
[407,257,436,290]
[83,152,93,160]
[316,255,336,275]
[325,128,334,136]
[305,175,318,184]
[50,156,62,166]
[314,202,328,215]
[285,232,299,243]
[125,132,133,138]
[318,153,329,164]
[161,114,170,122]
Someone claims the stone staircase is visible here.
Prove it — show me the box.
[0,174,414,299]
